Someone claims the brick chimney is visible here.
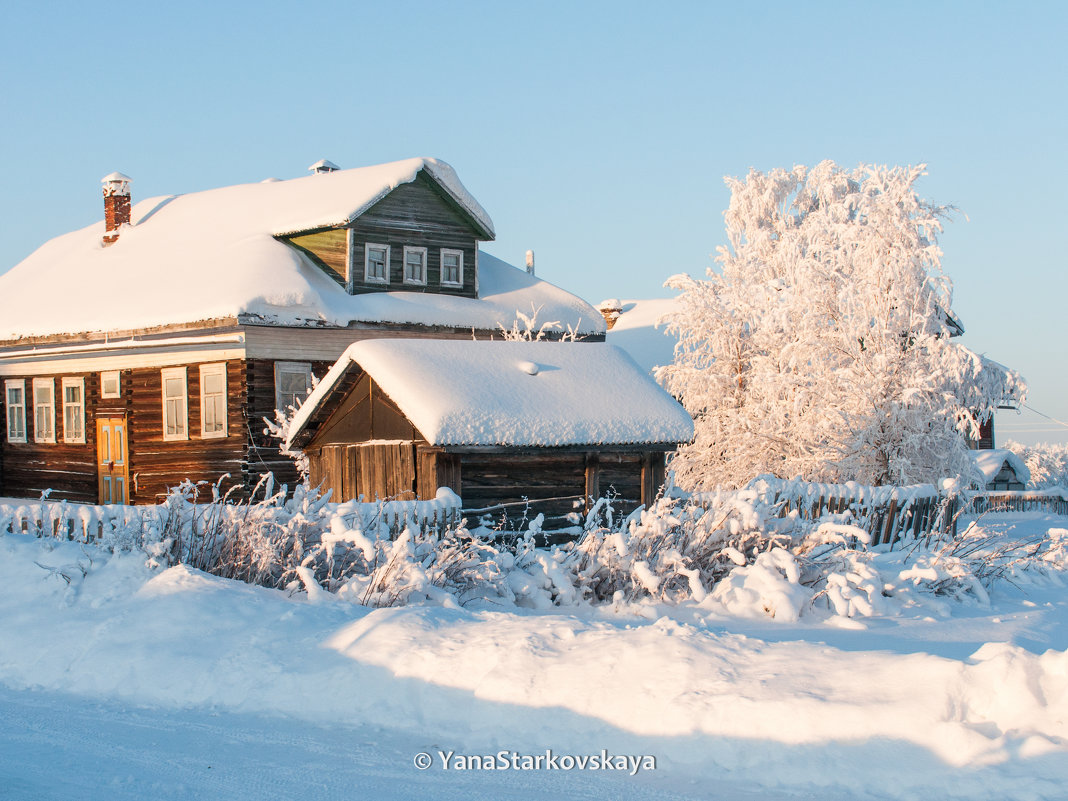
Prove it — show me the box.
[101,172,132,246]
[597,299,623,330]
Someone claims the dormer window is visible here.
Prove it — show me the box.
[365,244,390,284]
[403,246,427,286]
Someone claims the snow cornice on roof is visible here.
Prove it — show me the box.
[0,160,608,341]
[287,340,694,451]
[270,158,495,240]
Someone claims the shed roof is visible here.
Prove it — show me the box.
[288,339,694,450]
[972,448,1031,485]
[0,159,604,340]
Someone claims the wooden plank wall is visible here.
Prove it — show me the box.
[309,442,416,502]
[0,372,99,502]
[350,175,480,299]
[244,358,334,496]
[127,361,248,502]
[459,452,588,520]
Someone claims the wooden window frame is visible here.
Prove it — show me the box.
[274,361,312,413]
[161,367,188,442]
[32,377,55,444]
[61,377,86,444]
[403,246,428,286]
[440,248,464,288]
[199,362,228,439]
[100,370,121,399]
[364,243,390,285]
[5,379,26,444]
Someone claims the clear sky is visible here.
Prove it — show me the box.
[2,0,1065,445]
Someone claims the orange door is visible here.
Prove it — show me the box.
[96,416,130,504]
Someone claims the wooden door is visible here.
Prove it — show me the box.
[96,416,130,504]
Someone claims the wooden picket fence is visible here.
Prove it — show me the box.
[758,479,1068,547]
[967,490,1068,516]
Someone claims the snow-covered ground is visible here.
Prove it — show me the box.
[2,512,1067,800]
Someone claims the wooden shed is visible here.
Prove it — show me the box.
[286,339,694,521]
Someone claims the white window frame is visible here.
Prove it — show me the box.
[440,248,464,288]
[61,377,86,444]
[5,379,26,444]
[274,361,312,413]
[100,370,121,399]
[32,377,55,444]
[402,246,428,286]
[161,367,188,442]
[364,243,390,285]
[199,363,228,439]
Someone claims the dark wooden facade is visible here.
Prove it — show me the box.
[280,173,484,299]
[0,162,609,508]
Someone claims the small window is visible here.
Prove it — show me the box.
[274,361,312,413]
[403,246,427,285]
[5,379,26,443]
[199,363,227,438]
[101,371,121,399]
[32,378,55,444]
[364,243,390,284]
[440,249,463,287]
[161,367,188,441]
[62,377,86,444]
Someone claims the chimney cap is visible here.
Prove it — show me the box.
[308,159,339,174]
[101,172,132,196]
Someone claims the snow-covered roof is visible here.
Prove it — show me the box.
[288,339,694,449]
[972,448,1031,485]
[603,297,681,374]
[0,159,604,340]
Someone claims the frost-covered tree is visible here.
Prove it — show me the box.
[1003,440,1068,489]
[659,162,1026,491]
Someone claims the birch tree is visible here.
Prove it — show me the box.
[659,161,1026,491]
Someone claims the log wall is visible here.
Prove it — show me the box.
[349,175,480,299]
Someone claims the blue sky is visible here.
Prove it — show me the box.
[2,0,1065,444]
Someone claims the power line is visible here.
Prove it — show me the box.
[1013,402,1068,431]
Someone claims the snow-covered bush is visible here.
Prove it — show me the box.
[4,476,1066,623]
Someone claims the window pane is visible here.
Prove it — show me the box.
[204,372,224,394]
[165,377,183,397]
[280,372,308,394]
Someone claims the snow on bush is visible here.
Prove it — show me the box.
[2,476,1065,621]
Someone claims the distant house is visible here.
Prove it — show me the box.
[0,159,604,504]
[598,297,681,375]
[285,339,694,519]
[972,449,1030,491]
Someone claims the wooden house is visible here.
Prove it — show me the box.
[285,339,694,519]
[0,160,605,504]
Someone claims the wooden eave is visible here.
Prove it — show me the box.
[0,317,243,351]
[288,360,367,448]
[437,443,685,455]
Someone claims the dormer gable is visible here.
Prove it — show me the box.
[277,164,493,299]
